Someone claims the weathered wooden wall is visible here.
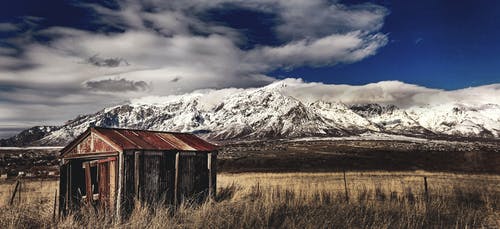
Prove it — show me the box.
[59,128,218,221]
[122,152,135,217]
[61,149,217,220]
[122,151,177,214]
[140,152,175,205]
[175,152,209,204]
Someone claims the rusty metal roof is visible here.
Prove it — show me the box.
[61,127,217,155]
[94,127,217,151]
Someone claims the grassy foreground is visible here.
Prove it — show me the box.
[1,172,499,228]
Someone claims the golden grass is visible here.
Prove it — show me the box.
[0,172,499,228]
[0,179,58,207]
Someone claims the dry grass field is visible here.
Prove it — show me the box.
[0,172,499,228]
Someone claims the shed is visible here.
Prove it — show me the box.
[58,127,218,220]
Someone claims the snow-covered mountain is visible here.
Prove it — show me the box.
[2,80,500,146]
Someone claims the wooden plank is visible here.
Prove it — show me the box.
[63,151,118,159]
[58,163,68,217]
[52,188,57,223]
[180,152,197,156]
[177,154,208,203]
[98,162,107,209]
[84,162,92,203]
[67,163,72,210]
[98,157,116,163]
[142,153,161,205]
[90,133,94,152]
[194,154,208,202]
[164,154,175,205]
[140,151,144,202]
[144,151,164,156]
[174,152,180,205]
[123,154,134,205]
[159,153,167,204]
[109,159,116,211]
[208,153,213,199]
[116,151,125,223]
[211,152,217,198]
[134,151,141,200]
[9,180,20,205]
[178,155,192,203]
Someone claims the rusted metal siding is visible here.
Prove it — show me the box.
[173,134,217,151]
[158,133,196,150]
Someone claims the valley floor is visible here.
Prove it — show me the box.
[2,138,499,179]
[219,139,500,173]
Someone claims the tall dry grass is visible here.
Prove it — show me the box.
[0,172,499,228]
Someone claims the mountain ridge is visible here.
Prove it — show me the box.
[2,80,500,146]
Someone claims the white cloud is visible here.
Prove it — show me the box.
[0,0,391,138]
[0,22,18,32]
[268,79,500,108]
[130,78,500,112]
[247,32,387,69]
[0,46,17,55]
[272,1,388,40]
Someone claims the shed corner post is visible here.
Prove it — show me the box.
[208,151,217,200]
[58,159,68,218]
[174,152,180,205]
[115,150,125,224]
[134,151,142,201]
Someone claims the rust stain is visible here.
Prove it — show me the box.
[94,127,217,151]
[174,133,217,151]
[158,133,196,151]
[61,127,218,157]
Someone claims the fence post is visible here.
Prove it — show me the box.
[423,176,429,202]
[343,170,349,202]
[53,189,58,223]
[9,180,20,205]
[18,181,22,204]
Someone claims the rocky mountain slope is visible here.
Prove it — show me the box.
[2,81,500,146]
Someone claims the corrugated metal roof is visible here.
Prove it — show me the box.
[92,127,217,151]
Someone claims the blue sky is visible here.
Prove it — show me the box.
[2,0,499,89]
[270,0,500,89]
[0,0,499,137]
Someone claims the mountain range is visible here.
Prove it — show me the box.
[2,80,500,146]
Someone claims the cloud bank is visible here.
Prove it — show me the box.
[132,78,500,110]
[0,0,389,138]
[270,78,500,108]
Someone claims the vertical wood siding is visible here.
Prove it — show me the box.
[176,152,209,203]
